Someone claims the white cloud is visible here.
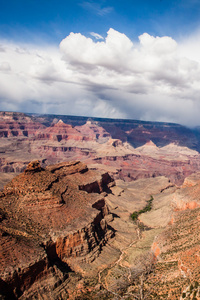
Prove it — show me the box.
[60,29,134,71]
[0,62,11,72]
[90,32,104,40]
[1,29,200,126]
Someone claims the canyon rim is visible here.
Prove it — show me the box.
[0,111,200,299]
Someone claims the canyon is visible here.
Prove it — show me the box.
[1,111,200,186]
[0,111,200,299]
[0,160,115,299]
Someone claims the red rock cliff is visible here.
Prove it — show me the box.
[0,160,115,299]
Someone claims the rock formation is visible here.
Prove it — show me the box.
[130,173,200,299]
[36,119,83,142]
[75,120,111,142]
[0,160,115,299]
[1,156,200,299]
[0,111,45,137]
[1,112,200,299]
[1,112,200,186]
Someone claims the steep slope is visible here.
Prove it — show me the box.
[36,119,83,142]
[0,160,115,299]
[0,111,45,137]
[1,158,200,299]
[135,173,200,299]
[75,120,111,142]
[1,112,200,187]
[76,173,200,299]
[30,113,200,150]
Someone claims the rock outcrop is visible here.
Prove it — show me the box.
[148,203,200,299]
[0,111,45,137]
[75,120,111,142]
[35,119,111,143]
[132,173,200,299]
[1,156,200,299]
[1,112,200,186]
[0,160,114,299]
[93,150,200,185]
[36,120,84,142]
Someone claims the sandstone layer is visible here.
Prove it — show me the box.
[0,160,115,299]
[0,111,45,138]
[1,157,200,299]
[0,112,200,299]
[1,112,200,186]
[77,173,200,300]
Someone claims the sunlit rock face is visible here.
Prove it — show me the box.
[1,155,200,299]
[1,112,200,187]
[0,111,45,137]
[0,160,114,299]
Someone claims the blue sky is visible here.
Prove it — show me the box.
[1,0,200,43]
[1,0,200,126]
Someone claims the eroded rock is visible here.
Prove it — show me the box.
[0,160,115,299]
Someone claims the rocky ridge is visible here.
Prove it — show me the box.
[36,119,84,142]
[1,112,200,299]
[1,158,200,299]
[0,160,115,299]
[83,173,200,300]
[0,111,45,137]
[1,112,200,186]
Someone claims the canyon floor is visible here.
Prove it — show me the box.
[1,112,200,299]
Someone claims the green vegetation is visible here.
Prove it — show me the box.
[131,196,154,221]
[182,292,186,298]
[181,282,199,300]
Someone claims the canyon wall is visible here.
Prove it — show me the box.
[0,160,115,299]
[1,111,200,186]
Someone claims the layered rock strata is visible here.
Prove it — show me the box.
[0,111,45,137]
[0,160,114,299]
[36,119,83,142]
[1,111,200,186]
[134,173,200,299]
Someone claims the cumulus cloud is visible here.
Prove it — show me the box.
[1,29,200,126]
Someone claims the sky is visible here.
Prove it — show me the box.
[1,0,200,126]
